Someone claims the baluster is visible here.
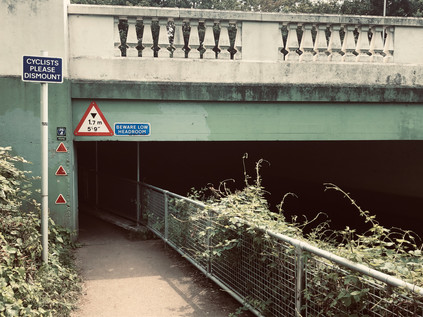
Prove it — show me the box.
[279,24,288,61]
[212,21,221,59]
[127,17,137,57]
[299,23,314,62]
[118,17,129,57]
[370,25,384,63]
[142,17,154,58]
[114,17,121,57]
[151,18,161,57]
[190,20,200,59]
[341,24,357,62]
[355,25,371,62]
[227,21,238,60]
[172,19,184,59]
[235,21,242,60]
[383,26,394,63]
[181,19,192,58]
[158,18,169,58]
[327,24,342,62]
[197,20,207,59]
[203,20,215,59]
[313,24,328,62]
[219,20,231,60]
[166,18,176,58]
[285,23,300,62]
[135,18,144,57]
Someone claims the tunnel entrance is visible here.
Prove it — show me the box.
[76,141,423,238]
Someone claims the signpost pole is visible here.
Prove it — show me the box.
[40,50,49,264]
[22,51,62,265]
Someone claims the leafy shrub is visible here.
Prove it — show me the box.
[0,147,81,316]
[184,155,423,315]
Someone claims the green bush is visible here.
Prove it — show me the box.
[186,156,423,315]
[0,147,81,316]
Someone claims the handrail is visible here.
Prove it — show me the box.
[267,230,423,296]
[142,182,206,208]
[142,182,423,297]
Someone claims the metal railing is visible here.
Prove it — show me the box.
[141,183,423,317]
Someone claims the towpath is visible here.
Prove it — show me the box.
[71,214,253,317]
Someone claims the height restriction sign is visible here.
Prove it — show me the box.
[74,101,113,136]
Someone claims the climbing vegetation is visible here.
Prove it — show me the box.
[0,147,81,316]
[183,154,423,315]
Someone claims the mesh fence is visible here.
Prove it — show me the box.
[305,256,423,317]
[167,194,210,271]
[141,184,423,317]
[141,185,166,236]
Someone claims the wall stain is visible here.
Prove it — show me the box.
[386,73,406,86]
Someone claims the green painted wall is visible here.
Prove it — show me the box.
[0,76,77,231]
[71,81,423,142]
[72,99,423,142]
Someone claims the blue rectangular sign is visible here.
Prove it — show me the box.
[114,123,151,136]
[22,56,63,83]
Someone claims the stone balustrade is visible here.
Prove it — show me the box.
[284,23,394,63]
[114,16,395,63]
[67,5,423,84]
[114,16,241,60]
[69,5,423,64]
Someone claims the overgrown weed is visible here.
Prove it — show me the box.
[184,154,423,315]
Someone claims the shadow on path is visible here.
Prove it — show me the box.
[72,213,254,317]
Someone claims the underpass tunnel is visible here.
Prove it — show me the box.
[76,141,423,238]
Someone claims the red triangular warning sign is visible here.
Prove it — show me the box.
[56,142,67,153]
[55,165,67,176]
[55,194,66,204]
[74,101,114,136]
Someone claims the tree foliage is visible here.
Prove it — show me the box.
[71,0,423,16]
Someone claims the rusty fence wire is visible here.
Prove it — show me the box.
[141,183,423,317]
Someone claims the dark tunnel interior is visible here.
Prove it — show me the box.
[76,140,423,238]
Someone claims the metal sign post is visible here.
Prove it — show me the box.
[23,51,63,264]
[40,51,49,264]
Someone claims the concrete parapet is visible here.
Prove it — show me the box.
[66,3,423,83]
[69,56,423,88]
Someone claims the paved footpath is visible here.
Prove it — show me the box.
[72,214,253,317]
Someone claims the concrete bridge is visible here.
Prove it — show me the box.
[1,0,423,233]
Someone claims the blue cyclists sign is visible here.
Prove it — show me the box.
[22,55,63,83]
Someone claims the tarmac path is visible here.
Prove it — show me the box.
[71,214,253,317]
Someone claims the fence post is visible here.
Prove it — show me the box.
[164,191,169,241]
[295,246,305,317]
[206,209,212,275]
[136,143,141,225]
[95,141,99,210]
